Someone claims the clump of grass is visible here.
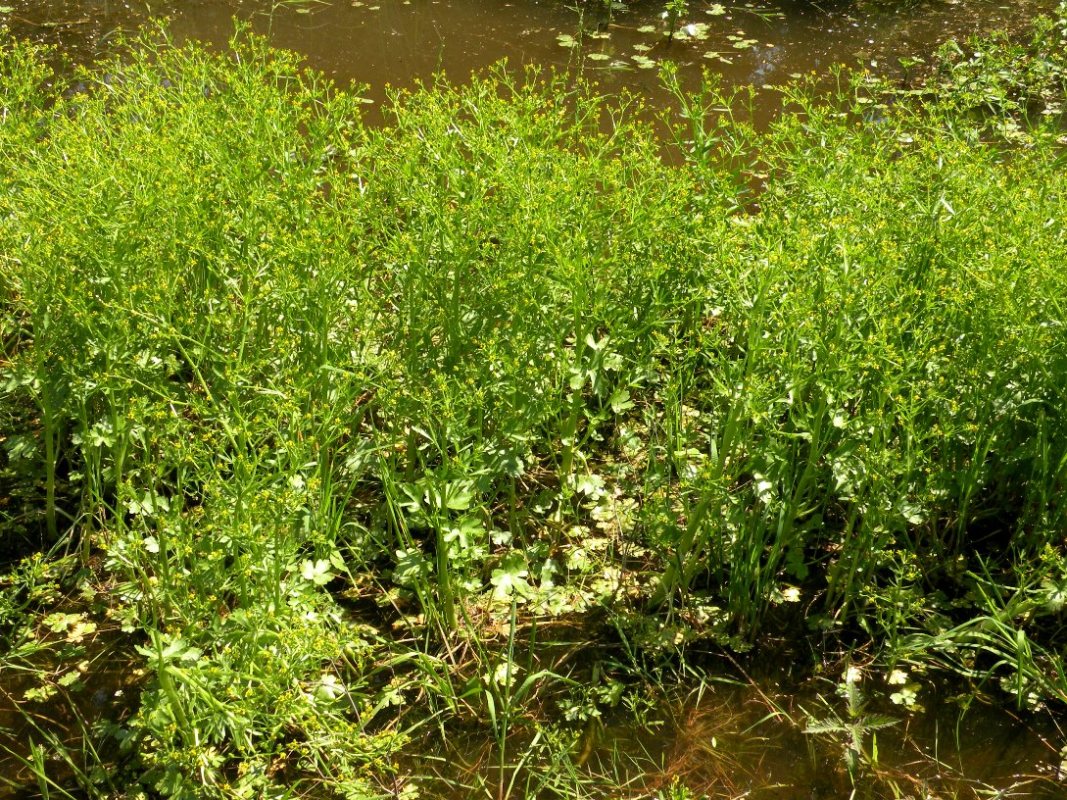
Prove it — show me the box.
[2,8,1067,796]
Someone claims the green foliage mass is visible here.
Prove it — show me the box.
[1,9,1066,796]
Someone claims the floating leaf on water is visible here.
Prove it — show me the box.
[43,612,83,635]
[0,5,14,12]
[57,670,82,688]
[587,52,612,61]
[704,51,733,64]
[557,34,579,48]
[587,30,611,39]
[637,24,657,33]
[706,3,726,15]
[633,43,652,52]
[69,618,97,644]
[887,669,910,686]
[732,38,758,50]
[683,22,711,40]
[24,684,58,703]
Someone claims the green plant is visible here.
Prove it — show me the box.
[664,0,689,42]
[4,8,1067,793]
[802,666,899,781]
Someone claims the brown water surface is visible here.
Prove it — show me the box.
[0,625,139,799]
[1,0,1060,114]
[401,672,1067,799]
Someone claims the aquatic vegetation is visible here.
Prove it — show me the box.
[927,3,1067,134]
[2,8,1067,797]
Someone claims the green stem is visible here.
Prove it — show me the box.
[43,407,58,540]
[436,523,456,631]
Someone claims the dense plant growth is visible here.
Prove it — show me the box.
[2,8,1067,797]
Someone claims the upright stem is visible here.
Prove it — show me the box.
[43,407,58,540]
[497,594,517,800]
[435,522,456,631]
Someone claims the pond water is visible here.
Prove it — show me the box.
[0,626,139,798]
[1,0,1061,117]
[408,667,1067,799]
[599,680,1066,799]
[3,641,1064,798]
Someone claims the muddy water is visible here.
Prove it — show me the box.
[0,626,139,798]
[416,676,1066,799]
[615,680,1067,799]
[1,0,1061,116]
